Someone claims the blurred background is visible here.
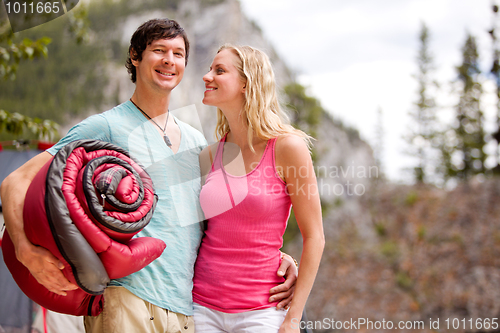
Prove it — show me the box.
[1,0,500,332]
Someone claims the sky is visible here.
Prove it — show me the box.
[239,0,497,182]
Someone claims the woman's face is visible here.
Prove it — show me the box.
[202,49,246,112]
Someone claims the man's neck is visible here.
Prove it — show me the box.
[130,87,171,118]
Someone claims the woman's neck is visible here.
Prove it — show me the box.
[225,127,265,152]
[220,104,265,150]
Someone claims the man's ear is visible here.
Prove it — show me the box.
[130,48,139,66]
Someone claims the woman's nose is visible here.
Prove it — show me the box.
[203,72,212,83]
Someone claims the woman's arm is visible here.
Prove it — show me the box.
[275,134,325,332]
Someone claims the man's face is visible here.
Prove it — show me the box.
[132,36,186,94]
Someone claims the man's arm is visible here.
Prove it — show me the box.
[269,252,298,309]
[1,151,78,296]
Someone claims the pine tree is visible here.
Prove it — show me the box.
[406,22,438,183]
[445,34,487,181]
[489,3,500,174]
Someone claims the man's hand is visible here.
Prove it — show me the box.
[279,320,300,333]
[17,241,78,296]
[270,252,298,309]
[1,151,77,296]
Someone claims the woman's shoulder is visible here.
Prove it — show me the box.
[274,134,312,174]
[275,134,309,156]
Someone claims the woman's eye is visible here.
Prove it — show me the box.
[217,68,225,74]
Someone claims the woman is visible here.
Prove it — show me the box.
[193,44,324,333]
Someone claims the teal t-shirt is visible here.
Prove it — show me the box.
[47,101,207,315]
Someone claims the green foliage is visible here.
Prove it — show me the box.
[283,82,321,164]
[0,3,96,138]
[67,6,91,44]
[0,109,58,140]
[0,19,56,138]
[395,270,413,290]
[489,5,500,174]
[284,82,322,138]
[374,222,387,237]
[333,197,343,208]
[450,233,465,247]
[380,240,399,262]
[440,34,487,181]
[417,225,426,241]
[0,32,51,81]
[0,8,107,128]
[283,209,300,246]
[405,190,419,206]
[200,0,226,6]
[406,22,439,184]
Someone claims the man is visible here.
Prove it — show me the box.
[0,19,296,333]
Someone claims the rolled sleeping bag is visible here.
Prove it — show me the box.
[2,139,165,316]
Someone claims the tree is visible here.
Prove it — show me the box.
[284,83,323,162]
[284,83,323,137]
[489,3,500,174]
[0,6,89,140]
[443,34,487,181]
[406,22,439,184]
[0,18,59,139]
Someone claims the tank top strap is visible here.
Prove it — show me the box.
[258,137,280,179]
[212,134,227,171]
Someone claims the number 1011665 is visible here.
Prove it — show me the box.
[5,2,60,14]
[445,318,498,330]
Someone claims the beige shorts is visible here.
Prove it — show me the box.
[84,286,194,333]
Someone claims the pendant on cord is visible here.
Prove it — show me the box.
[164,135,172,147]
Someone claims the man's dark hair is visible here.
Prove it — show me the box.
[125,18,190,83]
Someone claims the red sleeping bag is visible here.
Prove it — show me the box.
[2,140,165,316]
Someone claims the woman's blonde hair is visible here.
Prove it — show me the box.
[214,44,311,151]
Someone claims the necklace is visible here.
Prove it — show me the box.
[130,99,172,147]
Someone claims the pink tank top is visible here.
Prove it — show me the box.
[193,136,292,313]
